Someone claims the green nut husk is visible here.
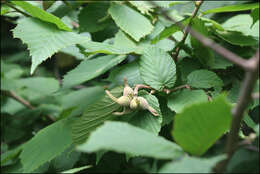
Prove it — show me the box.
[130,97,139,110]
[123,86,134,98]
[137,97,159,116]
[117,96,131,107]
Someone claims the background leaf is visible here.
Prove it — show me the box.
[20,118,73,173]
[202,3,259,15]
[167,89,208,113]
[187,69,223,89]
[62,55,127,89]
[159,155,225,173]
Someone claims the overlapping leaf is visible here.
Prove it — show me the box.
[77,121,184,159]
[187,69,223,89]
[12,18,89,74]
[108,3,153,41]
[12,1,71,31]
[62,55,127,89]
[72,87,123,144]
[159,155,225,173]
[167,89,208,113]
[139,46,176,91]
[20,119,73,173]
[202,3,259,15]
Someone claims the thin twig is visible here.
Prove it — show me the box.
[4,2,31,17]
[134,84,152,96]
[150,1,253,71]
[172,0,203,62]
[2,90,56,122]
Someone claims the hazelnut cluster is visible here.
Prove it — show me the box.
[105,79,159,116]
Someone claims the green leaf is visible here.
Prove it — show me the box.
[12,18,88,74]
[114,30,137,51]
[108,3,153,41]
[107,61,144,87]
[251,8,259,27]
[139,46,177,91]
[62,55,127,89]
[202,3,259,15]
[78,3,110,33]
[79,41,134,55]
[211,54,233,70]
[159,155,225,173]
[42,1,55,10]
[153,17,190,43]
[77,121,184,159]
[61,86,104,117]
[128,1,154,15]
[16,77,59,95]
[61,165,92,174]
[129,91,162,134]
[20,119,73,173]
[227,148,259,173]
[172,95,232,155]
[222,14,259,38]
[72,87,123,144]
[1,5,11,15]
[190,17,214,67]
[167,89,208,113]
[215,30,258,46]
[12,1,71,31]
[187,70,223,89]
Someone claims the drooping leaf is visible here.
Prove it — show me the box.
[250,8,259,27]
[78,3,111,33]
[187,69,223,89]
[62,55,127,89]
[211,54,233,70]
[202,3,259,15]
[167,89,208,113]
[215,30,258,46]
[172,95,232,155]
[16,77,59,95]
[20,118,73,173]
[139,46,177,91]
[190,17,214,67]
[72,87,123,144]
[12,18,89,74]
[77,121,184,159]
[79,41,134,55]
[11,1,71,31]
[107,61,144,87]
[159,155,225,173]
[108,3,153,41]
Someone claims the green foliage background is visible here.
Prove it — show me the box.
[1,1,259,173]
